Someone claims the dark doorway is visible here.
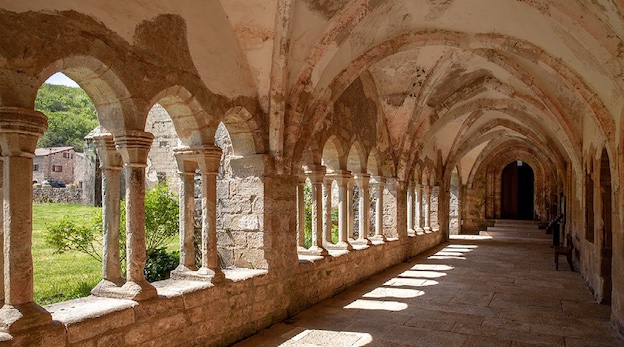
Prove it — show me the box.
[501,161,534,220]
[599,149,612,305]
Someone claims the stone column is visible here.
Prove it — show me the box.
[331,171,353,250]
[355,173,372,245]
[372,176,387,241]
[296,175,306,250]
[197,145,225,282]
[306,168,328,256]
[423,184,432,232]
[322,178,333,245]
[173,149,199,273]
[0,107,52,332]
[115,131,157,300]
[416,184,424,234]
[91,133,124,296]
[407,182,415,232]
[347,178,355,240]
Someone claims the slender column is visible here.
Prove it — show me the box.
[115,131,157,300]
[296,175,306,249]
[331,171,353,250]
[373,176,387,241]
[423,184,432,232]
[416,184,424,234]
[0,157,3,305]
[91,133,124,296]
[347,178,355,240]
[197,145,225,282]
[407,182,415,232]
[173,149,199,272]
[355,173,372,245]
[0,107,52,332]
[322,178,333,245]
[306,168,328,255]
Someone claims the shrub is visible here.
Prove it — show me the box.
[45,181,179,281]
[144,248,179,282]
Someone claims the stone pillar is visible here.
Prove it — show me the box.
[197,145,226,282]
[296,175,306,250]
[306,168,328,256]
[347,178,355,240]
[331,171,353,250]
[173,149,199,272]
[423,184,432,232]
[355,173,372,245]
[115,131,157,300]
[322,178,333,245]
[372,176,387,241]
[91,133,124,297]
[0,107,52,332]
[415,184,424,234]
[407,182,415,232]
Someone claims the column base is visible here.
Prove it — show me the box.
[91,278,125,298]
[0,303,52,333]
[119,280,157,301]
[198,266,226,283]
[372,234,387,242]
[415,227,425,236]
[358,238,373,246]
[423,227,432,233]
[335,241,354,251]
[309,245,329,256]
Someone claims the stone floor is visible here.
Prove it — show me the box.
[234,236,624,347]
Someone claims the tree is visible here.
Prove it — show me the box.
[35,84,98,151]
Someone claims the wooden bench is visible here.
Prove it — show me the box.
[554,234,574,271]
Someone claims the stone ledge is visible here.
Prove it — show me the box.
[47,296,137,325]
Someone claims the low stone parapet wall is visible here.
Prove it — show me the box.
[10,232,444,347]
[33,187,83,204]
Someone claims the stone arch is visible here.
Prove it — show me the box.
[222,107,262,156]
[36,56,132,134]
[148,85,218,147]
[347,140,367,174]
[321,135,346,172]
[366,148,382,176]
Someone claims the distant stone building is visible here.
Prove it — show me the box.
[33,146,76,184]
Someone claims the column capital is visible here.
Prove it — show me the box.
[304,165,326,183]
[371,175,386,185]
[93,132,123,169]
[0,107,48,156]
[175,145,222,174]
[173,146,200,174]
[353,173,371,187]
[114,130,154,167]
[327,170,352,186]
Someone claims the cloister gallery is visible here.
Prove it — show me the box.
[0,1,623,346]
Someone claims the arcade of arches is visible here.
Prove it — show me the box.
[0,1,623,346]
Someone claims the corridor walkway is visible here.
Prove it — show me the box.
[235,237,623,347]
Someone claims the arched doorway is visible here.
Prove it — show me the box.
[501,161,534,220]
[599,149,612,305]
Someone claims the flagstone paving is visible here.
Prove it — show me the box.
[234,237,624,347]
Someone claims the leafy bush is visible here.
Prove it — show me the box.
[45,182,179,281]
[144,248,179,282]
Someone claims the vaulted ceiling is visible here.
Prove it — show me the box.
[1,0,623,184]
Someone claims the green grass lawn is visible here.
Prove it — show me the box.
[33,203,180,305]
[33,203,102,305]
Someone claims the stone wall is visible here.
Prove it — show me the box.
[145,103,181,192]
[30,233,443,347]
[33,187,83,204]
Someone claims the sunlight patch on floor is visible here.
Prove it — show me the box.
[279,329,373,347]
[344,299,408,311]
[362,287,425,299]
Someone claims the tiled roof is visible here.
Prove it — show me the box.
[35,146,74,156]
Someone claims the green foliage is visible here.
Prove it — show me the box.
[35,84,98,151]
[302,181,339,247]
[144,248,180,282]
[44,182,180,283]
[44,213,103,262]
